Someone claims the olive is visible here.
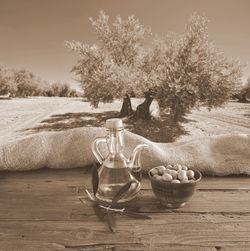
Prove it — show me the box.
[156,165,166,175]
[172,164,179,171]
[182,165,188,171]
[169,170,178,179]
[176,164,183,171]
[164,169,172,175]
[178,170,188,181]
[153,174,162,181]
[187,170,195,179]
[150,168,159,176]
[162,173,173,181]
[171,179,181,184]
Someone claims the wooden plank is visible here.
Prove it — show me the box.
[1,240,249,251]
[0,168,90,182]
[3,240,242,251]
[0,214,250,250]
[0,191,250,220]
[1,168,250,191]
[0,241,66,251]
[192,176,250,190]
[1,189,250,221]
[1,176,250,199]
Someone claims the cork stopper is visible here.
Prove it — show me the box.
[105,118,123,130]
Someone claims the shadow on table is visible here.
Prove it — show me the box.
[22,111,190,142]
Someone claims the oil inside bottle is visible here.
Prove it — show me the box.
[96,164,141,203]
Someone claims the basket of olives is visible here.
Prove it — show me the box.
[148,164,202,208]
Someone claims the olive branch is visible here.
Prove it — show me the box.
[79,163,151,233]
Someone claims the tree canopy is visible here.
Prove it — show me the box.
[66,11,152,107]
[154,14,242,120]
[67,12,243,121]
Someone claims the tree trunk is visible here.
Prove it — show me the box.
[169,100,184,123]
[134,92,154,120]
[238,93,248,103]
[120,94,134,117]
[170,110,181,123]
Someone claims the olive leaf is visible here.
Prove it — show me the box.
[79,192,106,222]
[106,211,116,233]
[123,210,152,219]
[92,163,99,196]
[111,180,135,207]
[93,205,106,222]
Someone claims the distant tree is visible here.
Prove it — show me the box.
[0,66,8,95]
[59,83,70,97]
[13,69,40,97]
[233,77,250,103]
[1,66,77,98]
[69,89,78,97]
[66,11,152,117]
[243,78,250,101]
[34,78,50,96]
[44,86,54,97]
[50,82,61,96]
[154,14,242,121]
[50,82,72,97]
[0,66,17,96]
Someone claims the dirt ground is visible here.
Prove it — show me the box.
[177,101,250,142]
[0,97,249,143]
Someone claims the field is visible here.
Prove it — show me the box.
[0,97,249,144]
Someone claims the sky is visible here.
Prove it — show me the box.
[0,0,249,89]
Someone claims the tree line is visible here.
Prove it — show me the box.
[0,66,79,98]
[66,11,245,122]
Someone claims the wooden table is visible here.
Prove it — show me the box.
[0,168,250,251]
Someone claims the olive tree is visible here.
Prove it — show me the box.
[233,77,250,103]
[13,69,39,97]
[155,14,242,121]
[50,82,71,97]
[67,12,242,121]
[0,66,17,96]
[66,11,152,117]
[0,66,10,95]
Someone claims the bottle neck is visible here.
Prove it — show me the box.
[107,129,124,155]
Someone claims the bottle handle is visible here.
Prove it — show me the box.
[91,137,107,164]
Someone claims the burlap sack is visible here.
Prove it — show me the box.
[0,127,249,175]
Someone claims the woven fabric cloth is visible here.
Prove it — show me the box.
[0,127,249,176]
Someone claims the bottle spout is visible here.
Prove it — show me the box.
[128,144,148,169]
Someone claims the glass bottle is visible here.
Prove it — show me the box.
[92,118,147,203]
